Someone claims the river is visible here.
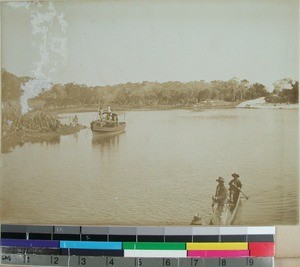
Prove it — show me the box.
[1,108,298,225]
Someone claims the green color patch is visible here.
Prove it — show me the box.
[123,242,186,250]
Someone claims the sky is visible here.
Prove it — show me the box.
[1,0,299,91]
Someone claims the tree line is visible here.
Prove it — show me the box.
[2,69,298,111]
[34,79,271,108]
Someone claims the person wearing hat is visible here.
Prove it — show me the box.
[213,177,228,212]
[229,173,242,207]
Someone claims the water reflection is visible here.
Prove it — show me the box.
[92,131,125,149]
[2,135,60,153]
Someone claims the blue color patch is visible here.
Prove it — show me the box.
[60,241,122,250]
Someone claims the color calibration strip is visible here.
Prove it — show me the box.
[1,225,275,267]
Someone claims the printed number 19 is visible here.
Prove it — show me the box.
[248,258,254,266]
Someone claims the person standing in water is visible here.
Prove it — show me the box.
[229,173,242,206]
[213,177,227,212]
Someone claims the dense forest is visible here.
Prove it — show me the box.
[32,79,270,109]
[2,69,299,111]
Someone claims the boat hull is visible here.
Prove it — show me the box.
[91,121,126,133]
[210,194,242,225]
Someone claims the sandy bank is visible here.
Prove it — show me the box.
[236,97,298,109]
[193,100,237,110]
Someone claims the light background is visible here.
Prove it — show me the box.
[0,0,299,264]
[1,0,299,89]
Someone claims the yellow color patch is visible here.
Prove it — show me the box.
[186,242,248,250]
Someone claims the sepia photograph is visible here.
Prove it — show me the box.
[1,0,299,226]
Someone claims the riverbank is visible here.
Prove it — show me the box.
[193,100,237,110]
[1,110,86,153]
[38,105,192,114]
[39,101,239,114]
[236,97,299,109]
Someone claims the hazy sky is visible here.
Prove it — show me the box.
[1,0,299,90]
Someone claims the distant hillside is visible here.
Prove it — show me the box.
[1,69,29,102]
[2,69,32,114]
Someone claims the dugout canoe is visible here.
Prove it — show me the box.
[210,194,242,225]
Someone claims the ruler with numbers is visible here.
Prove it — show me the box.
[1,225,275,267]
[1,254,274,267]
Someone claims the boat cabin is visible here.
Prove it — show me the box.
[91,110,126,132]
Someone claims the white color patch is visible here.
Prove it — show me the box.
[247,226,276,235]
[124,250,187,258]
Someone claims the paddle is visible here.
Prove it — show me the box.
[232,184,249,200]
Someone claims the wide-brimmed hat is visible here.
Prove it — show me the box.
[216,177,225,182]
[232,173,239,178]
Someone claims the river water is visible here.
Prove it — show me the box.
[1,108,298,225]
